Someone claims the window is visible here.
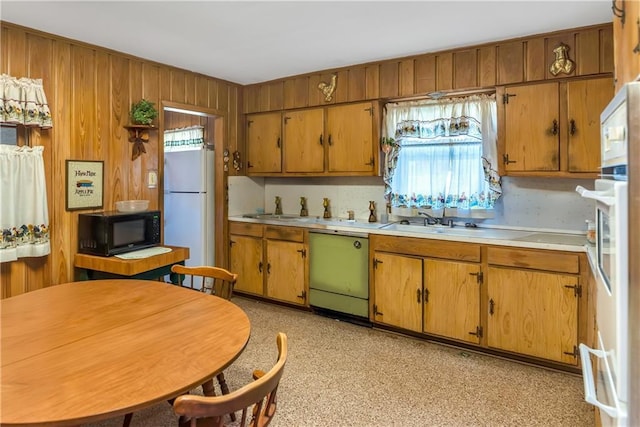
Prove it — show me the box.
[383,94,501,213]
[1,125,18,145]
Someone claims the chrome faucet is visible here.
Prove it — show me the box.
[418,211,441,226]
[418,211,454,227]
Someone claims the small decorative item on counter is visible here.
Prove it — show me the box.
[586,220,596,244]
[322,198,331,219]
[300,197,308,217]
[347,210,355,221]
[275,196,283,215]
[368,201,377,223]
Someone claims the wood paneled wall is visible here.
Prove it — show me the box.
[243,23,613,114]
[0,22,241,298]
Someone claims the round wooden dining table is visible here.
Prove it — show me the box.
[0,279,251,426]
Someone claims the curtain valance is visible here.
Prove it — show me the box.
[164,126,205,151]
[0,74,53,129]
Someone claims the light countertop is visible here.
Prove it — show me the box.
[229,215,589,253]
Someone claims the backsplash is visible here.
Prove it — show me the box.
[228,175,596,232]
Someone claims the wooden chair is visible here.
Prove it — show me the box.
[171,265,237,299]
[174,332,288,427]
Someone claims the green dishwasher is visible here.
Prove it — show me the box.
[309,231,369,318]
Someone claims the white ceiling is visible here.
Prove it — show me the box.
[2,1,612,85]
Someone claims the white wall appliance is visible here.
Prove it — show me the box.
[577,82,638,427]
[164,145,215,289]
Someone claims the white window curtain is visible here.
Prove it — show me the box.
[382,94,501,209]
[164,126,205,151]
[0,145,50,262]
[0,74,53,129]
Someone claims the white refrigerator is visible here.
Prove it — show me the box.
[164,146,215,289]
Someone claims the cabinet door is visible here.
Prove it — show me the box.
[229,235,264,295]
[265,240,307,306]
[424,259,481,344]
[283,108,325,173]
[372,252,422,332]
[503,82,559,171]
[246,112,282,173]
[487,266,579,364]
[567,77,613,172]
[326,102,375,173]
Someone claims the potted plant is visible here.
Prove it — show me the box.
[380,136,397,154]
[130,99,158,126]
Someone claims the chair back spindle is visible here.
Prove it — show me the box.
[171,265,237,300]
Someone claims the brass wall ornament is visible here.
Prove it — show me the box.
[549,43,575,76]
[318,74,337,102]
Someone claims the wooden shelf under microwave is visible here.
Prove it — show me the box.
[74,246,189,278]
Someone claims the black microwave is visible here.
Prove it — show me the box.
[78,210,161,256]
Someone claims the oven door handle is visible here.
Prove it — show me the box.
[575,186,615,206]
[578,343,621,418]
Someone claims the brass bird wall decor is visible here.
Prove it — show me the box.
[318,74,337,102]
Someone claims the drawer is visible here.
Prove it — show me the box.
[265,226,304,243]
[229,221,263,238]
[371,235,480,262]
[487,246,579,274]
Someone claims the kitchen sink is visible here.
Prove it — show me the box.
[380,223,533,240]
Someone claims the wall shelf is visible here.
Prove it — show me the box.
[124,125,156,161]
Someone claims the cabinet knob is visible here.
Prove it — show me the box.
[489,298,495,315]
[550,119,559,136]
[569,119,577,136]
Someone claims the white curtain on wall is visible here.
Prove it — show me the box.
[382,94,502,208]
[0,145,50,262]
[0,74,53,128]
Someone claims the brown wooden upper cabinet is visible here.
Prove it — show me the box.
[283,108,325,173]
[247,101,380,176]
[326,102,377,174]
[499,76,613,177]
[246,111,282,174]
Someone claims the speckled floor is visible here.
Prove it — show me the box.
[85,296,594,427]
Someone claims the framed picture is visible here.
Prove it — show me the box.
[66,160,104,211]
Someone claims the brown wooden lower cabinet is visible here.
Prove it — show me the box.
[371,238,483,344]
[370,234,586,368]
[264,239,307,304]
[371,252,423,333]
[424,259,482,344]
[486,266,579,364]
[229,221,309,307]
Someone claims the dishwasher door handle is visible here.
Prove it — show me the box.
[353,240,362,249]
